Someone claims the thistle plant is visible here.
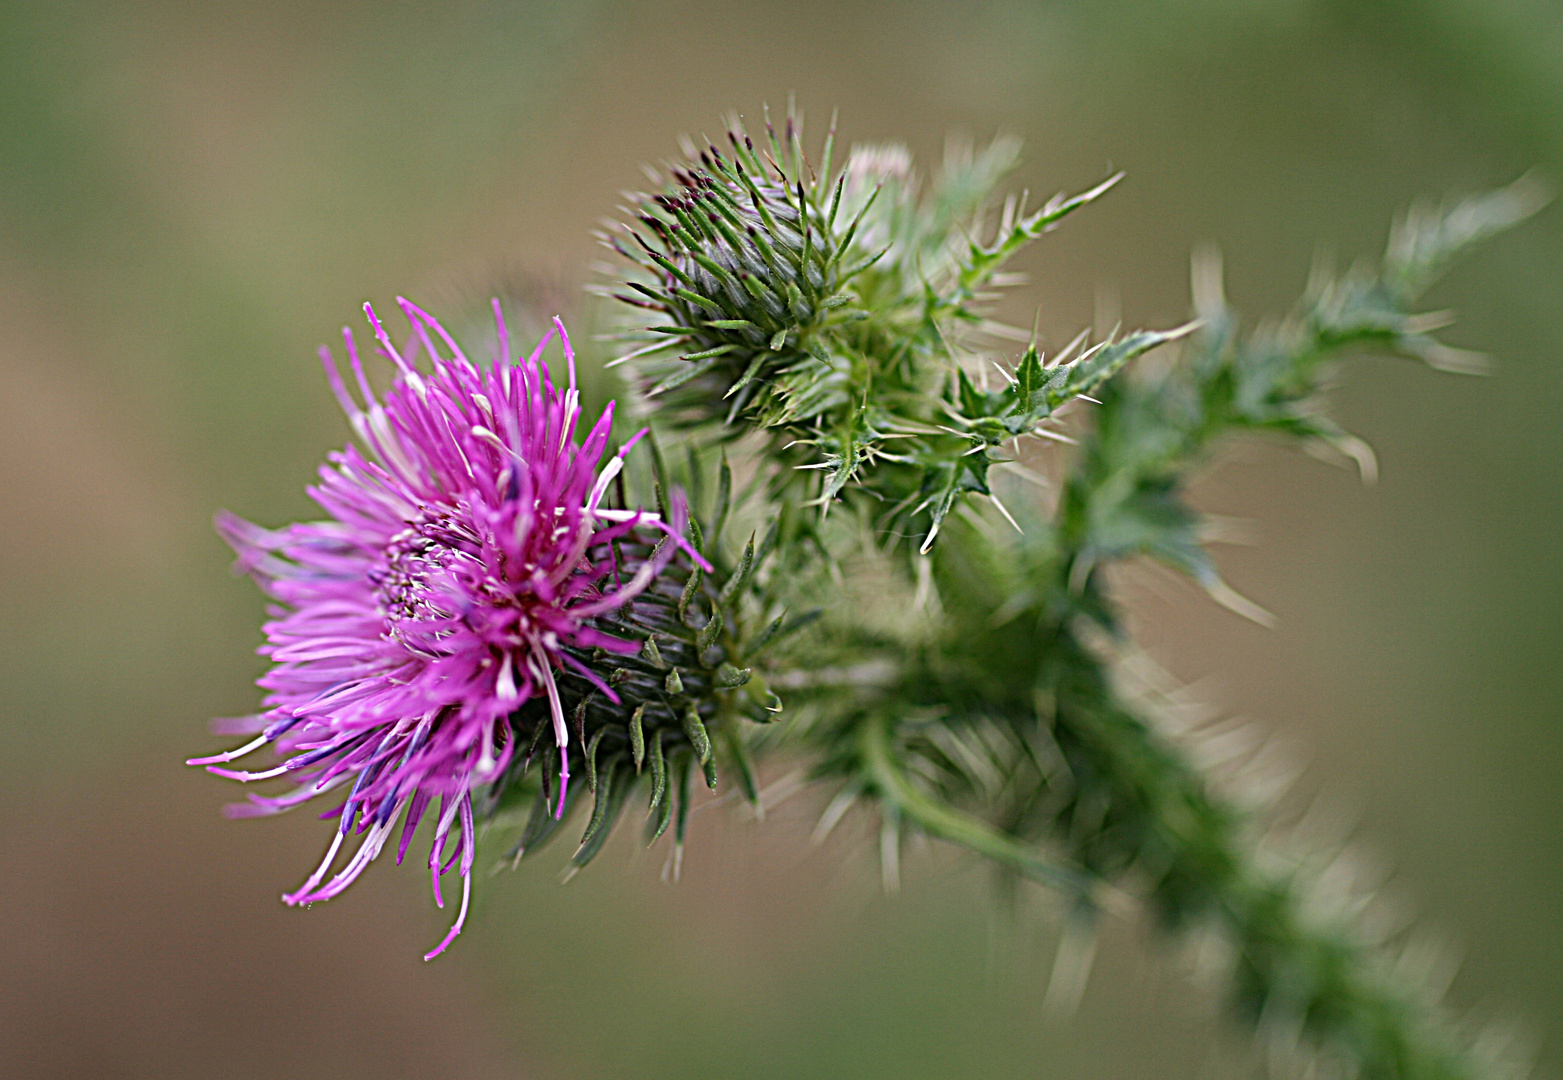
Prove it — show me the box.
[194,104,1547,1078]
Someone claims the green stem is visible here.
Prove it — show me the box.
[859,712,1091,897]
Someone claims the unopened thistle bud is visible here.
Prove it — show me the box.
[602,106,881,430]
[604,105,1179,551]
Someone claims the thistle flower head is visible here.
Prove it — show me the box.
[191,300,696,958]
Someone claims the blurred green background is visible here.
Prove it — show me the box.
[1,1,1558,1077]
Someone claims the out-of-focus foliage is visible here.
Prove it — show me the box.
[585,112,1546,1078]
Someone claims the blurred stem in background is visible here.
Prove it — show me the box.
[593,110,1546,1078]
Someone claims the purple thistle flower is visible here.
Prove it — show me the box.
[192,298,700,959]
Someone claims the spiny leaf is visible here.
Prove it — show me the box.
[1385,171,1549,300]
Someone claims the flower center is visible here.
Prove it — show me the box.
[370,514,484,649]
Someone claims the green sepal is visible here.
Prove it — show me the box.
[585,727,606,794]
[743,608,822,662]
[573,761,631,867]
[682,708,713,764]
[647,438,669,516]
[709,454,732,548]
[629,704,646,773]
[723,726,759,806]
[641,636,665,668]
[647,729,668,815]
[517,717,548,779]
[726,350,769,401]
[786,281,808,321]
[673,754,693,849]
[696,609,725,654]
[718,534,756,605]
[678,565,704,623]
[673,287,723,313]
[647,739,674,844]
[648,356,720,396]
[830,181,881,267]
[714,663,752,688]
[839,243,891,282]
[508,781,579,862]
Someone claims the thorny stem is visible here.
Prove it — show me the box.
[859,712,1092,897]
